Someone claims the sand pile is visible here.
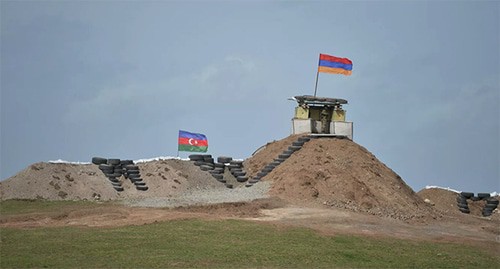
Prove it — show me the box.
[246,136,434,220]
[0,159,224,201]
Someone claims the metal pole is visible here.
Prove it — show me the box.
[313,70,320,97]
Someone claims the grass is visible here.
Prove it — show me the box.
[0,199,108,216]
[1,200,499,268]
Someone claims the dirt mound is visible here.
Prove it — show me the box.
[246,136,435,221]
[0,159,224,201]
[417,188,500,219]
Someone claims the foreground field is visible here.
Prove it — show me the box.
[1,200,499,268]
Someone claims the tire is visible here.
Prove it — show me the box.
[111,173,122,178]
[129,178,142,183]
[470,196,481,201]
[282,150,294,155]
[225,183,233,189]
[111,182,122,186]
[134,182,146,186]
[128,173,141,179]
[278,154,290,159]
[193,161,204,166]
[228,164,242,169]
[486,198,499,204]
[189,154,204,161]
[262,167,274,173]
[99,164,114,170]
[257,172,268,177]
[113,186,124,192]
[245,183,253,187]
[457,203,469,209]
[271,161,281,166]
[459,208,470,214]
[136,186,148,191]
[214,163,225,168]
[249,179,259,184]
[482,211,492,217]
[127,169,140,175]
[478,193,491,199]
[229,168,242,173]
[230,160,243,165]
[200,165,214,171]
[107,177,119,183]
[484,204,498,210]
[107,159,121,165]
[217,156,232,163]
[460,192,474,199]
[292,141,304,147]
[288,146,302,151]
[212,174,223,180]
[203,157,214,164]
[92,157,108,165]
[456,195,467,203]
[213,167,224,173]
[236,176,248,182]
[233,171,246,177]
[298,137,311,142]
[209,170,222,175]
[216,178,226,183]
[125,165,139,170]
[120,160,134,166]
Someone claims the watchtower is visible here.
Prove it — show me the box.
[291,95,353,139]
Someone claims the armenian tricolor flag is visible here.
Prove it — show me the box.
[178,130,208,152]
[318,53,353,76]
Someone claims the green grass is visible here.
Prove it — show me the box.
[1,219,499,268]
[1,200,499,268]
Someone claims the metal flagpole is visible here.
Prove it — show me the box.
[313,69,320,97]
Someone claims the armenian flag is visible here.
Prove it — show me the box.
[318,53,353,76]
[178,130,208,152]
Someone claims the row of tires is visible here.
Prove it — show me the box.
[189,155,248,188]
[456,192,498,216]
[92,157,148,191]
[248,136,312,185]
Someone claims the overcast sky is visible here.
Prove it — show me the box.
[1,1,498,193]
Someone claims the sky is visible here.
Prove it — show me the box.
[1,1,498,193]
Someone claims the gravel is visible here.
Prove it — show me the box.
[120,181,271,208]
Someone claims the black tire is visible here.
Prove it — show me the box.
[484,204,498,210]
[225,183,233,189]
[217,156,232,163]
[193,161,204,166]
[200,165,214,171]
[233,171,246,177]
[262,167,274,173]
[99,164,114,170]
[486,199,499,205]
[213,167,225,173]
[189,154,205,161]
[283,150,294,155]
[230,168,243,173]
[288,146,302,151]
[203,157,214,164]
[249,179,259,184]
[111,182,122,186]
[459,208,470,214]
[129,178,142,183]
[470,196,481,201]
[134,182,146,186]
[298,137,311,142]
[127,169,140,175]
[482,211,492,217]
[216,178,227,183]
[292,141,304,146]
[136,186,148,191]
[113,186,124,192]
[128,173,141,179]
[107,159,121,165]
[212,174,223,180]
[278,154,291,159]
[111,173,122,178]
[120,160,134,166]
[456,195,467,202]
[230,160,243,166]
[245,183,253,187]
[271,161,281,166]
[457,203,469,209]
[125,165,139,170]
[92,157,108,165]
[478,193,491,199]
[209,170,222,175]
[236,176,248,182]
[257,172,268,177]
[460,192,474,199]
[107,177,119,183]
[228,164,242,169]
[214,163,225,168]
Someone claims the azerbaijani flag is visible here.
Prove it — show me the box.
[318,53,353,76]
[178,130,208,152]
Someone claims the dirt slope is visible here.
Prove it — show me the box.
[0,159,223,201]
[246,136,435,221]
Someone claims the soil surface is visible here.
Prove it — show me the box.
[1,135,499,249]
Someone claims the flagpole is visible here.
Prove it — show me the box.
[313,69,320,97]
